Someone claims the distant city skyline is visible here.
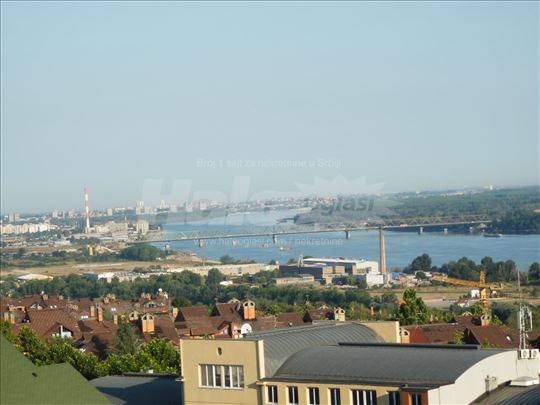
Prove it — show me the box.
[1,1,538,213]
[1,183,536,216]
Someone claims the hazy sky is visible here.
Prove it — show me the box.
[1,1,538,213]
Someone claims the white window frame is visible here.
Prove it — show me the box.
[199,364,244,389]
[351,389,377,405]
[287,386,299,405]
[307,386,320,405]
[411,393,422,405]
[266,385,278,405]
[388,391,400,405]
[329,388,341,405]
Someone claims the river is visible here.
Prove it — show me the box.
[160,209,540,270]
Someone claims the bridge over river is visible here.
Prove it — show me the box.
[130,215,491,246]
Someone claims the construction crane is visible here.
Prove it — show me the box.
[431,271,502,326]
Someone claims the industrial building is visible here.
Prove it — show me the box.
[280,257,384,287]
[271,274,315,287]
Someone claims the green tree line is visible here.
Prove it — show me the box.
[1,321,179,380]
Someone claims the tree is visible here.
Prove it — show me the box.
[219,255,237,265]
[138,338,180,373]
[172,297,192,308]
[206,269,224,286]
[529,262,540,282]
[1,320,15,342]
[481,338,498,348]
[415,271,427,280]
[109,321,141,356]
[120,244,164,261]
[17,327,49,365]
[397,289,429,325]
[405,254,432,274]
[452,329,465,345]
[440,257,479,281]
[15,247,27,259]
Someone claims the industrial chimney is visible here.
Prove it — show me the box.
[84,186,90,233]
[379,226,387,284]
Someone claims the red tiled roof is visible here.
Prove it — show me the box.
[275,312,304,327]
[466,325,519,348]
[454,315,478,326]
[151,314,180,345]
[26,309,82,340]
[211,303,243,323]
[405,324,465,344]
[304,308,333,322]
[177,306,210,321]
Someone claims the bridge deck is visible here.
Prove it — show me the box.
[130,220,491,244]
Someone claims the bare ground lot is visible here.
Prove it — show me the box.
[1,261,155,277]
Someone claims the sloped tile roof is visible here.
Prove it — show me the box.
[26,308,82,340]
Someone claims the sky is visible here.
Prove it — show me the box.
[1,1,538,213]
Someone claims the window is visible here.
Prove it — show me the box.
[308,387,320,405]
[287,386,299,405]
[329,388,341,405]
[352,389,377,405]
[266,385,278,405]
[411,393,422,405]
[199,365,244,389]
[388,391,400,405]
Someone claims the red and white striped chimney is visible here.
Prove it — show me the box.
[84,186,90,233]
[379,226,387,284]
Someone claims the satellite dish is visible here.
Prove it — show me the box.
[240,323,252,336]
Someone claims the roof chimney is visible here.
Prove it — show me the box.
[97,307,103,322]
[242,301,256,320]
[90,305,96,318]
[334,307,346,322]
[400,327,411,344]
[141,313,155,333]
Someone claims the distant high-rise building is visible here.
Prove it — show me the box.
[8,213,20,222]
[106,208,113,216]
[184,202,193,213]
[197,201,208,211]
[144,206,155,214]
[135,220,149,235]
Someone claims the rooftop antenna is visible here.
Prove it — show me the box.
[517,269,532,356]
